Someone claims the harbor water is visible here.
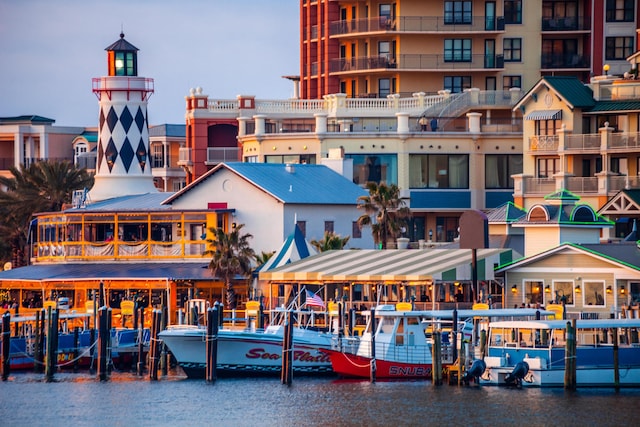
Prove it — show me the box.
[2,371,640,426]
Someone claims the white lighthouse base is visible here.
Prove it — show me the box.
[88,175,158,202]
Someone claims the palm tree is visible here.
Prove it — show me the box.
[0,160,93,266]
[204,224,255,310]
[254,250,276,267]
[310,231,350,252]
[357,182,411,249]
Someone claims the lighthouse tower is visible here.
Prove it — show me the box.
[89,32,158,202]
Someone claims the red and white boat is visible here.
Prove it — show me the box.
[322,305,553,380]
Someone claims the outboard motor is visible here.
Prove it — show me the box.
[462,359,486,385]
[505,361,529,386]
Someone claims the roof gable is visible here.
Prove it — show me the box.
[515,76,594,111]
[598,189,640,216]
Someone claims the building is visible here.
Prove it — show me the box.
[149,124,186,192]
[299,0,638,100]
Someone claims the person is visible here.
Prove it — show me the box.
[418,115,428,131]
[455,289,464,302]
[430,117,438,131]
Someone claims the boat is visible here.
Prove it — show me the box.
[322,305,554,380]
[4,312,149,371]
[159,299,338,378]
[479,318,640,387]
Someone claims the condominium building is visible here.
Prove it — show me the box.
[300,0,638,100]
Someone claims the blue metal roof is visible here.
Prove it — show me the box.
[64,192,175,213]
[149,124,186,138]
[167,162,367,205]
[0,262,212,281]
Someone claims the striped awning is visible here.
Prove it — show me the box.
[259,248,510,283]
[524,109,562,120]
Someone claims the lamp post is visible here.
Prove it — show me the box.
[604,64,610,76]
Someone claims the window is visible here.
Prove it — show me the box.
[536,118,561,136]
[324,221,334,233]
[606,0,635,22]
[444,39,472,62]
[583,281,606,307]
[605,37,634,60]
[444,1,472,24]
[172,180,186,192]
[553,281,574,305]
[151,144,164,168]
[503,38,521,62]
[444,76,471,93]
[485,154,523,189]
[296,221,306,237]
[525,280,544,305]
[504,0,522,24]
[347,154,398,185]
[408,154,469,189]
[74,142,87,165]
[380,4,392,19]
[379,78,393,97]
[352,221,362,239]
[503,75,521,90]
[537,158,559,178]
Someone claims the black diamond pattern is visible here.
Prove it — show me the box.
[99,108,105,130]
[136,138,147,172]
[135,107,145,133]
[97,137,104,168]
[105,137,118,173]
[120,106,133,133]
[106,107,118,133]
[120,136,135,172]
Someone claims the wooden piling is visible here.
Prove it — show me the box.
[432,329,442,386]
[369,308,376,383]
[564,320,576,389]
[73,327,80,373]
[258,303,264,330]
[33,310,42,373]
[281,310,293,385]
[137,308,145,376]
[205,306,219,383]
[160,304,168,376]
[1,312,10,380]
[45,307,57,382]
[97,306,109,381]
[149,310,162,381]
[613,327,620,389]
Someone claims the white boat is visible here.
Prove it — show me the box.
[480,318,640,387]
[159,306,336,378]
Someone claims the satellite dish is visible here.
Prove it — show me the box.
[3,262,12,271]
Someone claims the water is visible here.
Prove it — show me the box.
[1,371,640,427]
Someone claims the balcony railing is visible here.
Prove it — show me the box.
[541,16,590,31]
[541,53,590,69]
[564,134,601,151]
[330,54,504,73]
[566,177,598,193]
[610,133,640,150]
[206,147,241,163]
[528,135,559,152]
[522,178,556,195]
[330,16,504,36]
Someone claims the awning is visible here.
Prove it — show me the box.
[259,248,510,282]
[254,224,316,274]
[524,109,562,121]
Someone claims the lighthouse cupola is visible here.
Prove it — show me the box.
[89,32,157,202]
[106,32,138,76]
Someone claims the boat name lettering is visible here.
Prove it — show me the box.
[388,366,431,376]
[245,348,329,363]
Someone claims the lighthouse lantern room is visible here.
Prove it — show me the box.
[89,32,157,202]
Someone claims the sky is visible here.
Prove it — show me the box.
[0,0,300,127]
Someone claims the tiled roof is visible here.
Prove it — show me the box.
[486,201,527,223]
[542,76,595,108]
[166,162,367,205]
[585,100,640,113]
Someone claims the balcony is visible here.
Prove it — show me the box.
[206,147,241,164]
[330,16,504,36]
[528,135,559,152]
[541,53,590,69]
[331,54,504,73]
[519,174,640,197]
[541,16,590,32]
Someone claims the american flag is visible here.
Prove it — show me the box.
[305,290,325,308]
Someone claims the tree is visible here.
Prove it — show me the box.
[310,231,350,252]
[204,224,255,310]
[254,250,276,267]
[357,182,411,249]
[0,160,94,266]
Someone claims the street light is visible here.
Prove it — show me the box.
[604,64,610,76]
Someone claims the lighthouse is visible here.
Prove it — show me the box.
[88,32,158,202]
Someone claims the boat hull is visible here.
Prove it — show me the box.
[322,348,433,379]
[481,365,640,387]
[159,325,334,378]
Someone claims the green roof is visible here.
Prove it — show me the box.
[585,100,640,113]
[542,76,595,109]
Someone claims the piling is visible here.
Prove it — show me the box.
[137,307,145,375]
[205,306,219,383]
[258,303,264,329]
[348,308,356,336]
[160,304,168,376]
[613,327,620,389]
[149,310,161,381]
[479,329,487,359]
[1,312,10,380]
[369,308,376,383]
[33,310,42,373]
[45,307,58,382]
[281,310,294,385]
[564,320,576,389]
[89,328,96,374]
[432,329,442,386]
[73,327,80,372]
[97,306,110,381]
